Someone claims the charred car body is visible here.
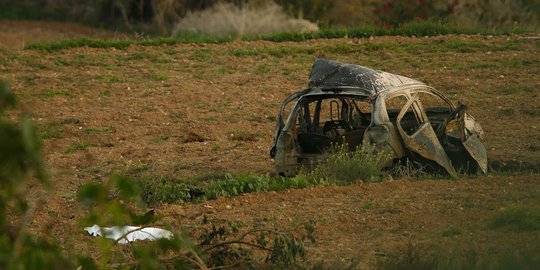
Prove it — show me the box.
[270,59,487,177]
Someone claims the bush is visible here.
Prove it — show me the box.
[173,2,318,36]
[311,144,392,183]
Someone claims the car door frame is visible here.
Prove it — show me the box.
[395,94,458,177]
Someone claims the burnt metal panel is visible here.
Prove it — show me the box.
[308,59,425,95]
[462,133,488,173]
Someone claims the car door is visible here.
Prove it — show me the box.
[456,109,488,173]
[396,95,457,177]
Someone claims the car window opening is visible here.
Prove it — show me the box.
[295,96,371,155]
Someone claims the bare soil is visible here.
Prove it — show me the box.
[1,21,539,268]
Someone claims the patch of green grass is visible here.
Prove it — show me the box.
[441,226,462,237]
[500,57,538,68]
[214,66,233,76]
[254,64,269,75]
[122,162,152,176]
[125,52,151,61]
[53,54,108,67]
[148,71,169,81]
[211,143,221,151]
[489,205,540,231]
[498,86,533,95]
[99,89,111,96]
[131,172,331,207]
[135,175,193,207]
[204,173,329,200]
[39,124,62,139]
[65,141,91,153]
[128,143,437,207]
[38,89,72,99]
[362,201,374,210]
[469,62,497,69]
[189,49,213,62]
[80,125,115,134]
[25,38,132,51]
[265,115,277,122]
[227,47,259,57]
[151,135,170,144]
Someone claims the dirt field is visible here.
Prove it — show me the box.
[1,21,539,268]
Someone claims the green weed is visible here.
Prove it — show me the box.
[469,62,497,69]
[65,141,91,153]
[38,89,72,99]
[39,123,62,139]
[131,172,330,207]
[80,125,115,134]
[500,57,538,68]
[135,175,193,207]
[311,144,392,183]
[266,115,277,122]
[148,71,169,81]
[151,135,170,144]
[122,162,152,176]
[211,143,221,151]
[362,201,374,210]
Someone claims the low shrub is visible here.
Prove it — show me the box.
[173,2,318,36]
[311,144,392,183]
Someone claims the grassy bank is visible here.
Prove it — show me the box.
[24,21,530,52]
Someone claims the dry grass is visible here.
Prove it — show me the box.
[173,2,319,36]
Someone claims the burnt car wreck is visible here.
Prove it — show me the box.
[270,59,487,177]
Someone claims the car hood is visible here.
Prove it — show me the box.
[308,59,426,95]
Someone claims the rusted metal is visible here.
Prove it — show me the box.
[271,59,487,177]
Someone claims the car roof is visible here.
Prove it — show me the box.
[307,59,426,96]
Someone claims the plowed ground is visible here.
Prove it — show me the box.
[1,21,539,268]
